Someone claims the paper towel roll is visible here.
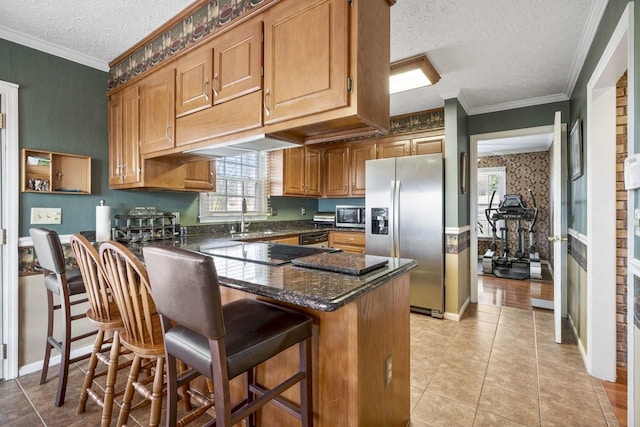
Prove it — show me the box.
[96,204,112,242]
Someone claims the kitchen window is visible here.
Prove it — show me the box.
[477,166,506,238]
[199,152,269,222]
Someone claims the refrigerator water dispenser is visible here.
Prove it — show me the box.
[371,207,389,235]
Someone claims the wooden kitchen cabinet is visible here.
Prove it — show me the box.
[109,85,141,186]
[268,235,299,245]
[183,160,215,191]
[263,0,348,125]
[139,66,176,154]
[175,45,213,117]
[175,18,262,118]
[378,137,411,159]
[22,149,91,194]
[376,132,444,159]
[213,18,262,105]
[324,145,349,197]
[330,231,365,254]
[283,145,322,197]
[324,142,375,197]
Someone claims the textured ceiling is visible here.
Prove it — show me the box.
[0,0,605,117]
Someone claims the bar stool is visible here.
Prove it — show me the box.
[99,241,167,427]
[70,234,131,426]
[143,246,313,427]
[29,227,96,407]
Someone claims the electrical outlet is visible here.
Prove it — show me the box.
[31,207,62,224]
[385,355,392,386]
[301,207,306,216]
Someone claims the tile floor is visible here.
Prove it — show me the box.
[0,303,621,426]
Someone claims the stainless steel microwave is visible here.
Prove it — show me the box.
[335,205,365,228]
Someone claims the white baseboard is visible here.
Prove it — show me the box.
[568,313,589,369]
[19,344,94,377]
[531,298,554,310]
[444,297,470,321]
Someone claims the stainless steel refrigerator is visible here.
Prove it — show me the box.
[365,154,444,317]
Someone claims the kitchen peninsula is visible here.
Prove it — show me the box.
[173,236,416,427]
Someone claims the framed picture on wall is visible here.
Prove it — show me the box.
[570,118,583,180]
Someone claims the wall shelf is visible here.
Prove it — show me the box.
[22,149,91,194]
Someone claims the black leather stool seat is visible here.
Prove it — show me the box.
[165,299,312,380]
[44,268,85,295]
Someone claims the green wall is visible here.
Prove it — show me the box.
[0,39,198,236]
[444,98,469,227]
[467,101,570,136]
[568,0,631,235]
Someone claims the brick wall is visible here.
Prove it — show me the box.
[616,71,628,367]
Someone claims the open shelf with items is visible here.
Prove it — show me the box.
[22,149,91,194]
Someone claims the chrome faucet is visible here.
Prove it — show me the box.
[240,198,249,233]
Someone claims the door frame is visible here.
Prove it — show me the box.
[585,2,633,384]
[469,125,554,304]
[0,80,19,380]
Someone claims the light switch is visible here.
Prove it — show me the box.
[31,207,62,225]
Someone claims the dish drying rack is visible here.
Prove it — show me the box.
[112,207,176,242]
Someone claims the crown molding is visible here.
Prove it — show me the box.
[440,90,472,115]
[469,93,569,116]
[565,0,609,97]
[0,26,109,72]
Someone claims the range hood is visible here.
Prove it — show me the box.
[183,134,300,158]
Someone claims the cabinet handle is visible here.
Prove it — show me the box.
[264,89,271,116]
[166,124,173,142]
[212,74,219,97]
[203,78,210,102]
[209,172,214,186]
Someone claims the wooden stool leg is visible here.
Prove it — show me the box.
[77,329,104,414]
[39,290,55,386]
[100,330,121,427]
[117,354,141,427]
[148,356,165,427]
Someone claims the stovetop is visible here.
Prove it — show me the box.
[198,242,339,266]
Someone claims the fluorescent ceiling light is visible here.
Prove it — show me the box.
[390,54,440,94]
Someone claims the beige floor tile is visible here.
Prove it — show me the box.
[484,363,538,396]
[539,378,602,418]
[475,304,503,315]
[412,328,455,349]
[427,365,484,407]
[411,358,439,390]
[473,410,526,426]
[439,352,489,381]
[464,310,500,324]
[477,383,540,426]
[411,385,426,413]
[458,318,499,335]
[540,399,608,427]
[454,328,496,347]
[412,391,476,427]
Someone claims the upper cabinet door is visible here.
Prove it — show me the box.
[324,145,349,197]
[175,45,213,117]
[213,19,263,105]
[350,143,376,196]
[263,0,348,125]
[140,66,176,154]
[304,146,323,197]
[377,138,411,159]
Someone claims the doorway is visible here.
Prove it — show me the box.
[0,80,20,380]
[470,125,555,304]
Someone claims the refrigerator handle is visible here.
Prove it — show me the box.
[394,180,401,257]
[389,180,396,257]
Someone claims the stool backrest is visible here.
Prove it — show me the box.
[143,246,226,340]
[70,234,117,321]
[100,242,159,346]
[30,227,65,275]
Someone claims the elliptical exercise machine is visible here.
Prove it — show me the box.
[481,189,542,280]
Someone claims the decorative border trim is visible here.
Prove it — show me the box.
[445,227,470,254]
[108,0,272,90]
[568,228,588,271]
[469,93,569,116]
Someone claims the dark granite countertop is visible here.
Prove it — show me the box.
[135,231,415,312]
